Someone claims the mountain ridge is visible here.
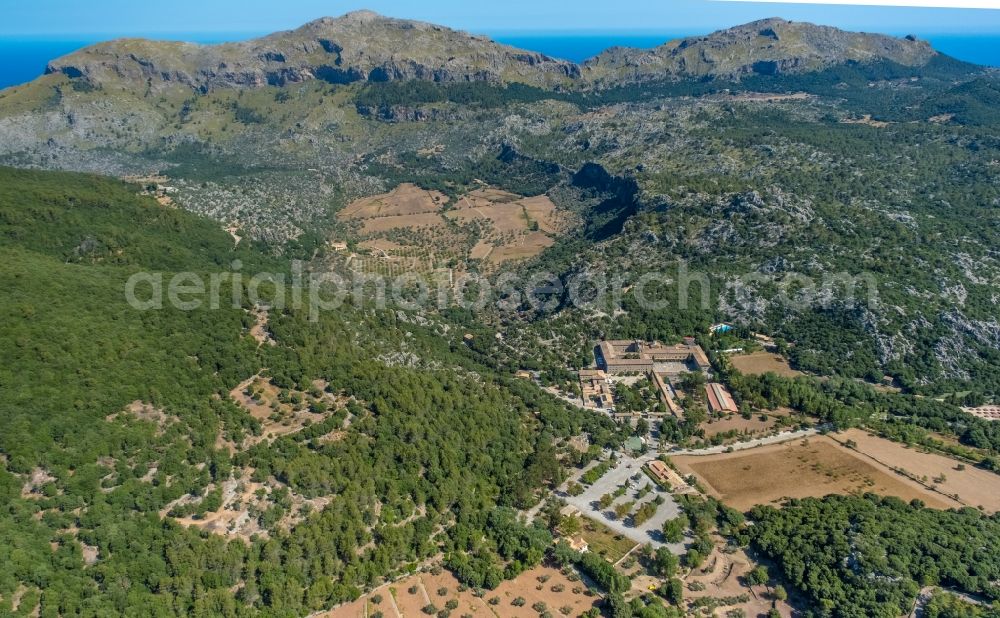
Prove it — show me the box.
[43,10,580,93]
[582,17,940,84]
[40,11,960,94]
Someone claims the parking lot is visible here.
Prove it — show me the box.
[561,453,687,554]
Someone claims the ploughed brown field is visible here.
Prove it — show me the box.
[324,565,599,618]
[728,351,802,378]
[672,436,959,511]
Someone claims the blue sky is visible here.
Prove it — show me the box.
[3,0,1000,37]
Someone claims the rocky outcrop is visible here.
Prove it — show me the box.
[355,103,457,123]
[45,10,578,93]
[572,162,641,240]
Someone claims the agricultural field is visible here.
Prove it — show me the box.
[700,408,795,442]
[672,436,959,511]
[325,565,600,618]
[680,540,795,618]
[337,183,568,270]
[338,183,448,219]
[830,429,1000,513]
[728,352,802,378]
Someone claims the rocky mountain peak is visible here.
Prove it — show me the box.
[44,11,579,93]
[338,9,383,22]
[38,13,957,95]
[582,17,939,84]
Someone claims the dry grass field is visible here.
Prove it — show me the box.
[841,114,891,128]
[673,436,958,511]
[162,467,332,542]
[167,376,351,541]
[358,238,412,252]
[105,400,175,436]
[484,231,555,264]
[325,565,599,618]
[248,307,274,346]
[728,351,802,378]
[228,376,327,444]
[831,429,1000,513]
[356,212,448,235]
[579,517,638,564]
[701,408,794,441]
[338,183,447,219]
[338,183,568,269]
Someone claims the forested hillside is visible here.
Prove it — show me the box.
[748,495,1000,617]
[0,167,621,615]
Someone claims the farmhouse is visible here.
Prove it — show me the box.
[646,460,691,491]
[705,382,739,414]
[595,339,711,375]
[646,460,672,484]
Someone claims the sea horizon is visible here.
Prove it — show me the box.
[1,30,998,90]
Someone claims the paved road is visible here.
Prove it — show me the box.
[523,428,826,556]
[523,456,608,521]
[669,427,821,456]
[560,453,687,554]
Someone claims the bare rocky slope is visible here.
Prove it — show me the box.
[42,12,946,94]
[44,10,580,92]
[581,17,939,84]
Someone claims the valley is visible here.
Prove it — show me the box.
[1,9,1000,618]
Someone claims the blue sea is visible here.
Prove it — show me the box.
[1,32,998,90]
[494,33,1000,68]
[0,33,255,90]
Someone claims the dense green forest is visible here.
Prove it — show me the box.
[747,495,1000,617]
[353,55,989,124]
[0,167,623,616]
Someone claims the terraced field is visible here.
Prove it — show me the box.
[338,183,568,270]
